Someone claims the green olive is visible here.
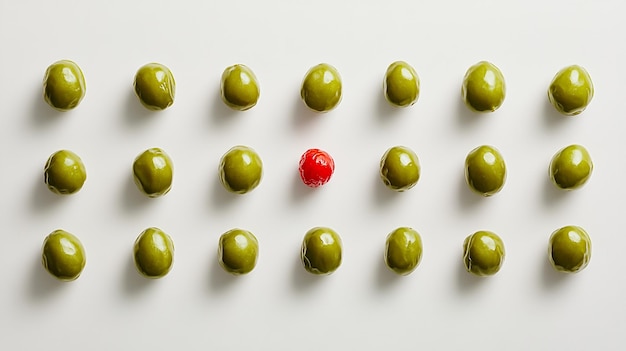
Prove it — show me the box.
[548,65,594,116]
[463,231,505,276]
[384,61,420,107]
[384,227,423,275]
[461,61,506,112]
[301,227,342,275]
[380,146,421,191]
[44,150,87,195]
[133,63,175,110]
[548,225,591,273]
[41,229,86,281]
[300,63,342,112]
[133,227,174,278]
[133,148,173,197]
[219,145,263,194]
[43,60,86,111]
[465,145,506,196]
[220,64,260,111]
[218,229,259,275]
[549,144,592,190]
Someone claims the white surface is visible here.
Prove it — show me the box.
[1,0,624,350]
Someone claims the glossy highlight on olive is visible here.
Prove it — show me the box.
[218,229,259,275]
[465,145,506,196]
[380,146,421,191]
[43,60,86,111]
[133,148,174,197]
[384,61,420,107]
[219,145,263,194]
[463,231,505,276]
[133,227,175,278]
[548,65,594,116]
[133,63,176,110]
[549,225,591,273]
[461,61,506,112]
[300,63,342,112]
[44,149,87,195]
[220,64,260,111]
[301,227,343,275]
[41,229,86,281]
[384,227,423,275]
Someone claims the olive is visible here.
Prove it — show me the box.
[549,144,592,190]
[461,61,506,112]
[219,145,263,194]
[383,61,420,107]
[548,65,594,116]
[384,227,423,275]
[300,63,342,112]
[548,225,591,273]
[301,227,342,275]
[463,231,505,276]
[43,60,86,111]
[133,148,173,197]
[41,229,86,281]
[380,146,421,191]
[44,150,87,195]
[220,64,260,111]
[133,227,174,278]
[465,145,506,196]
[133,63,176,110]
[218,229,259,275]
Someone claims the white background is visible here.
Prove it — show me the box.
[1,0,624,350]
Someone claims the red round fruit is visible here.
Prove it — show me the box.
[299,149,335,188]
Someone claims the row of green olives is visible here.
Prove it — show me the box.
[42,146,263,196]
[386,143,593,196]
[458,61,593,114]
[40,227,257,280]
[463,226,592,275]
[43,144,592,197]
[41,225,592,281]
[464,144,594,196]
[42,60,594,115]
